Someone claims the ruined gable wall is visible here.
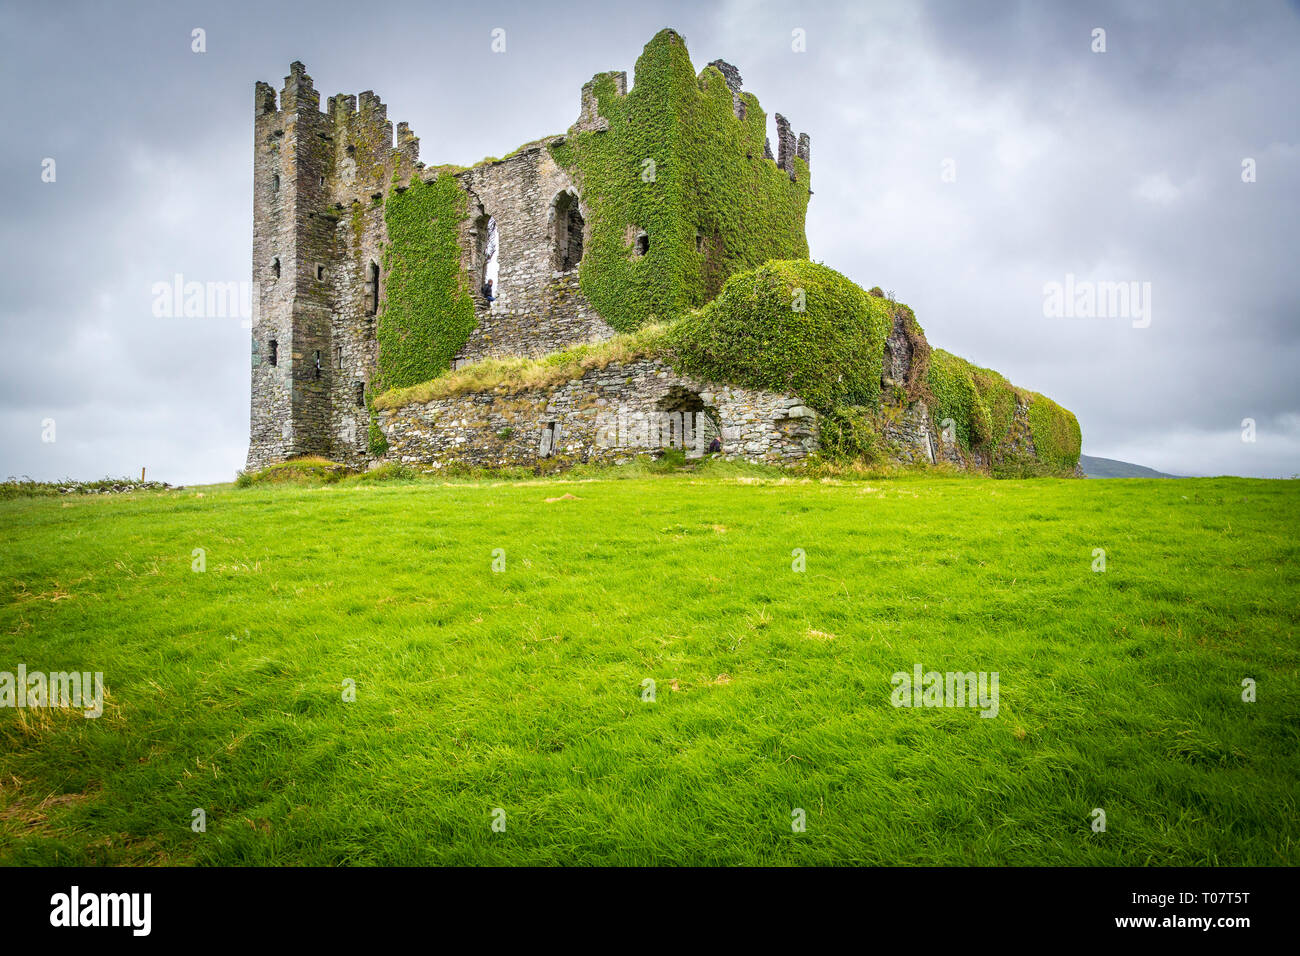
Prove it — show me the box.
[451,146,613,365]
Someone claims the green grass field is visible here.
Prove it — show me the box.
[2,468,1297,865]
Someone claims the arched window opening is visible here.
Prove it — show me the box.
[634,230,649,258]
[552,191,584,272]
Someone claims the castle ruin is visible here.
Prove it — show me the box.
[247,29,1081,477]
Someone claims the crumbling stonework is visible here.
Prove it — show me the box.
[448,145,614,366]
[880,400,938,466]
[378,360,818,469]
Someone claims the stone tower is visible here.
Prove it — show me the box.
[247,62,420,471]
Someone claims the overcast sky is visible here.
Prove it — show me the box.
[2,0,1296,483]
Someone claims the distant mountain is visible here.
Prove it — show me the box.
[1079,454,1184,479]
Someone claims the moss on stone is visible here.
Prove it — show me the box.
[1028,392,1083,473]
[927,349,1081,475]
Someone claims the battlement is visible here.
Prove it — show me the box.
[280,61,319,114]
[570,51,810,182]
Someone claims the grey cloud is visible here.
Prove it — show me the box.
[1,0,1296,482]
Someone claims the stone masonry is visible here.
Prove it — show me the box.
[378,360,819,469]
[449,145,615,367]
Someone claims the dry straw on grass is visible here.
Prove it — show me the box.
[372,323,674,410]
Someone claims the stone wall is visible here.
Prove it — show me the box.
[377,360,818,469]
[879,399,938,466]
[451,146,614,366]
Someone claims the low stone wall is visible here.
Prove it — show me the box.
[377,359,818,469]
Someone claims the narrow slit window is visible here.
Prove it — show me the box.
[268,339,278,367]
[314,350,321,380]
[336,346,343,368]
[316,264,325,281]
[355,382,365,407]
[271,257,280,279]
[366,262,379,316]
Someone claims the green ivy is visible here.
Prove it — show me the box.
[667,260,891,414]
[549,29,810,333]
[928,349,1080,474]
[927,349,984,451]
[820,405,880,462]
[376,175,475,393]
[1028,393,1083,473]
[366,392,388,457]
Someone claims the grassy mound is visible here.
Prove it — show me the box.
[236,457,352,487]
[374,323,673,409]
[667,259,893,414]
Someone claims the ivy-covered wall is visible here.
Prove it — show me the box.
[664,260,1080,476]
[376,175,476,392]
[549,29,811,333]
[928,349,1081,474]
